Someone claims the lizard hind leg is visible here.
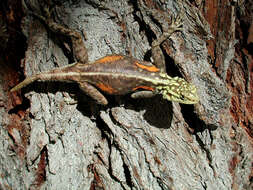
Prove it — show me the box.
[31,3,89,64]
[78,82,108,105]
[131,91,155,99]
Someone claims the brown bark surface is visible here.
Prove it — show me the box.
[0,0,252,189]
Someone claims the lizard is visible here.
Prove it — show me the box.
[10,5,199,105]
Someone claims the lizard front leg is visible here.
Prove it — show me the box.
[151,12,183,73]
[31,4,88,64]
[131,12,184,100]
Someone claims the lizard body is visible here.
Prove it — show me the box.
[11,5,199,105]
[11,54,198,104]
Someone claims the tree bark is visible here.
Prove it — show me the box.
[0,0,252,189]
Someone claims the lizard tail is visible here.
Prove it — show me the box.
[10,75,39,92]
[10,63,79,92]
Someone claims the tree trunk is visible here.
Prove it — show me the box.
[0,0,252,189]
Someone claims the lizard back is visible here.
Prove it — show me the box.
[74,54,163,95]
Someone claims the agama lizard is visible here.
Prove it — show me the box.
[10,6,199,105]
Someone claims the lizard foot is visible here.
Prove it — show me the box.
[168,10,184,33]
[151,11,184,48]
[28,1,53,23]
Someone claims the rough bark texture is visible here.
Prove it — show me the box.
[0,0,252,189]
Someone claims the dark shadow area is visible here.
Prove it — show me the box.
[143,49,152,62]
[1,0,28,114]
[180,104,218,133]
[0,1,27,71]
[124,95,173,129]
[163,50,182,77]
[181,104,217,167]
[8,96,30,115]
[246,43,253,55]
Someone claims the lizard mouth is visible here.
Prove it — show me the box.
[179,92,199,104]
[177,84,199,104]
[163,92,199,104]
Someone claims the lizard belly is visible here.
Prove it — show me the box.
[88,74,155,95]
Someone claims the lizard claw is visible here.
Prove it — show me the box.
[151,10,184,49]
[42,5,52,19]
[169,10,184,32]
[175,11,184,27]
[28,11,47,22]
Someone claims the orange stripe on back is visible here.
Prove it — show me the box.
[95,55,124,64]
[132,86,154,91]
[96,83,117,94]
[135,62,159,72]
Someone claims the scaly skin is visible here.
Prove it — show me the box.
[11,6,199,105]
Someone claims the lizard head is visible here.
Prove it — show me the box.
[156,76,199,104]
